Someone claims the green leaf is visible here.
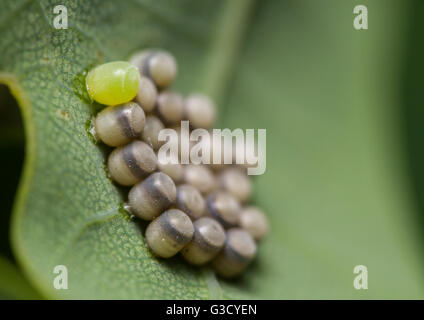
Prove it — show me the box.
[1,0,423,299]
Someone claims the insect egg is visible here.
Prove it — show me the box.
[107,140,157,186]
[135,76,157,113]
[141,115,165,151]
[175,184,205,220]
[206,191,241,229]
[212,228,257,278]
[94,102,145,147]
[128,172,177,220]
[130,49,177,89]
[86,61,140,105]
[240,207,269,241]
[184,164,216,195]
[218,167,252,203]
[181,217,226,265]
[145,209,194,258]
[158,162,185,184]
[156,91,184,125]
[184,94,216,129]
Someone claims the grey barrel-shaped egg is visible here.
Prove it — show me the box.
[128,172,177,220]
[141,115,165,151]
[158,161,185,184]
[181,217,226,265]
[107,140,157,186]
[130,49,178,89]
[184,164,216,195]
[146,209,194,258]
[239,206,269,241]
[184,94,216,129]
[218,167,252,203]
[136,76,157,113]
[156,91,184,126]
[95,102,145,147]
[212,228,257,278]
[175,184,205,220]
[206,191,241,229]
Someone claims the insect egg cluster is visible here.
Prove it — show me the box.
[86,49,269,278]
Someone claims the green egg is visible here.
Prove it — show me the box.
[86,61,140,105]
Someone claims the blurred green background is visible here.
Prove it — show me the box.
[1,0,424,299]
